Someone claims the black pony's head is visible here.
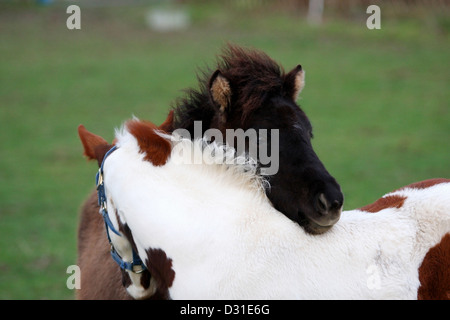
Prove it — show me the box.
[173,45,343,234]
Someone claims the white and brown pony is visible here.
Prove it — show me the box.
[78,118,450,299]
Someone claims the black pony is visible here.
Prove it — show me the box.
[173,45,343,234]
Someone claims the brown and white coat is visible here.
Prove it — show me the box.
[78,121,449,299]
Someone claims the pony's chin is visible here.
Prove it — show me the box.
[297,211,335,235]
[303,221,334,235]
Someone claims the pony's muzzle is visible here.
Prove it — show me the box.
[313,192,343,227]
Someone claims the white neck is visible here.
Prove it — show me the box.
[104,129,450,299]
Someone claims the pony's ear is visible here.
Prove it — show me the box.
[78,124,113,167]
[209,70,231,113]
[158,110,174,133]
[284,65,305,101]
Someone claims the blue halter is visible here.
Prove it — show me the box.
[96,146,147,274]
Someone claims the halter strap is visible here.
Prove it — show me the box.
[96,145,147,274]
[96,146,120,237]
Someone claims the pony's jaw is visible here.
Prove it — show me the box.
[297,207,342,235]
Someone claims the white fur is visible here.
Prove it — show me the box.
[103,126,450,299]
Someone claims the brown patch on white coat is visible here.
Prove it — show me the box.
[359,178,450,214]
[359,195,407,213]
[418,233,450,300]
[144,248,176,300]
[396,178,450,192]
[126,119,172,166]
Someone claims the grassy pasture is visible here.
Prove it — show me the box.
[0,2,448,299]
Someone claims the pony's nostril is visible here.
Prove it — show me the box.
[317,193,328,212]
[331,199,341,210]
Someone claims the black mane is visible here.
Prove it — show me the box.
[172,68,216,135]
[172,45,286,134]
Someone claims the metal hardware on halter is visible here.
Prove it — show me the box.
[110,245,147,274]
[96,145,148,274]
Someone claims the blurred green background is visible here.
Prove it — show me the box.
[0,0,449,299]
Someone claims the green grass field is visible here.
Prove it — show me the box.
[0,2,449,299]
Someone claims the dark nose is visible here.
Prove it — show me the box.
[314,192,343,226]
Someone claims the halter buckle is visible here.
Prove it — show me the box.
[96,168,103,187]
